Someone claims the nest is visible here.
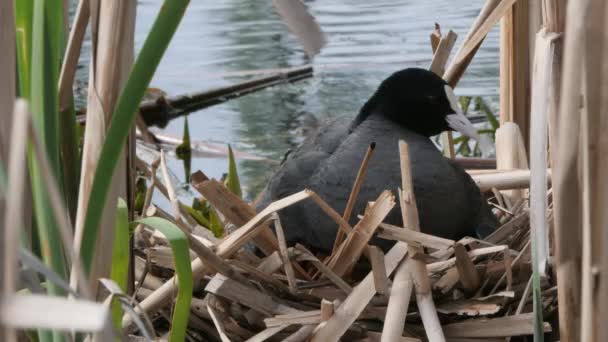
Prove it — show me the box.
[129,141,556,341]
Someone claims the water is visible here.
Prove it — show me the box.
[83,0,500,202]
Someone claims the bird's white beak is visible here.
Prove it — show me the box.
[443,85,479,140]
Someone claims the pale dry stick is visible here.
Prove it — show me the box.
[495,122,529,201]
[499,0,534,144]
[444,0,502,87]
[453,243,480,295]
[428,29,458,159]
[245,325,290,342]
[306,191,354,236]
[489,239,530,295]
[395,141,445,342]
[122,190,312,328]
[327,191,395,278]
[3,100,30,303]
[58,0,90,112]
[283,325,316,342]
[472,169,551,192]
[135,157,197,228]
[191,173,280,257]
[503,275,535,342]
[310,242,409,342]
[430,23,442,52]
[331,142,376,255]
[430,30,458,78]
[159,151,180,221]
[552,1,588,340]
[381,258,414,342]
[294,245,352,294]
[454,0,518,71]
[596,3,608,340]
[529,30,560,277]
[144,206,242,287]
[580,2,607,340]
[368,246,389,295]
[377,222,455,250]
[272,214,298,293]
[142,157,161,212]
[206,305,231,342]
[320,299,334,321]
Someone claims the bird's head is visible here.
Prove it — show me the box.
[354,68,480,140]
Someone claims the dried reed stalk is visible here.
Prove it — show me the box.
[310,242,409,342]
[529,30,559,278]
[596,4,608,342]
[58,0,89,112]
[471,169,551,192]
[2,100,27,342]
[495,122,528,200]
[430,30,458,78]
[381,258,413,341]
[273,215,298,293]
[388,141,445,342]
[428,28,457,159]
[444,0,504,87]
[72,0,136,291]
[499,0,532,153]
[328,191,394,277]
[552,0,588,340]
[580,1,607,340]
[123,190,313,328]
[367,246,389,295]
[542,0,566,170]
[331,142,376,255]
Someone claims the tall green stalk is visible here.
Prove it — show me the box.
[15,0,33,98]
[80,0,190,273]
[27,1,68,340]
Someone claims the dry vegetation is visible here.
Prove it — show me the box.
[2,0,608,341]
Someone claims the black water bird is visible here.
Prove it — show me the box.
[256,68,497,254]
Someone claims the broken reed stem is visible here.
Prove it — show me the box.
[427,27,457,159]
[273,214,298,293]
[159,150,180,221]
[444,0,504,86]
[368,245,389,295]
[123,190,313,328]
[381,258,414,342]
[331,142,376,255]
[395,140,445,341]
[430,23,442,53]
[135,157,194,222]
[294,245,352,294]
[430,30,458,78]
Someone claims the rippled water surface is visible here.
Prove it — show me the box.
[102,0,500,201]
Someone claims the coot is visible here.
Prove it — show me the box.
[256,68,497,254]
